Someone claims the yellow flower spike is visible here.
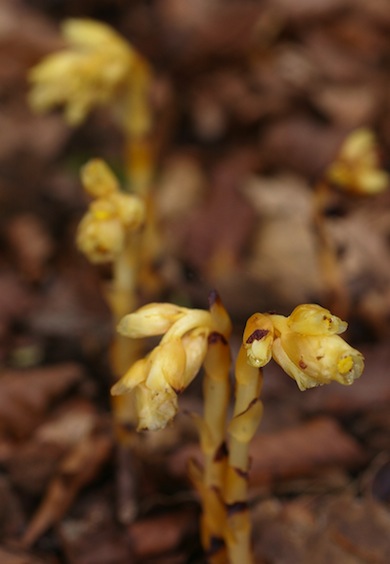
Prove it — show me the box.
[286,303,348,336]
[111,357,149,396]
[326,128,389,195]
[81,158,119,198]
[272,331,364,391]
[28,19,135,126]
[243,313,274,368]
[117,303,187,338]
[145,338,187,393]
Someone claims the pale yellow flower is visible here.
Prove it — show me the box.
[76,202,125,263]
[327,128,389,195]
[76,159,145,263]
[28,18,151,133]
[272,332,364,391]
[269,304,364,391]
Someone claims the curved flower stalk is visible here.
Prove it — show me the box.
[326,128,389,195]
[189,292,232,562]
[224,314,273,564]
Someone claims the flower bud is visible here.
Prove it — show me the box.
[76,209,125,263]
[117,303,186,338]
[81,159,119,198]
[243,313,274,368]
[327,128,389,195]
[110,192,145,229]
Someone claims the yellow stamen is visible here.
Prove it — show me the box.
[338,355,354,375]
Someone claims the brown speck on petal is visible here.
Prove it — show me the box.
[246,328,269,344]
[299,359,308,369]
[208,331,227,345]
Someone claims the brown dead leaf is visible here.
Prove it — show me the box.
[0,364,85,439]
[0,546,54,564]
[21,429,113,548]
[58,498,130,564]
[0,474,25,539]
[128,507,199,560]
[5,400,102,497]
[5,214,54,283]
[249,416,365,487]
[252,494,390,563]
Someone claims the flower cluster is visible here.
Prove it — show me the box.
[326,128,389,195]
[111,294,232,430]
[244,304,364,391]
[76,159,145,263]
[28,19,152,136]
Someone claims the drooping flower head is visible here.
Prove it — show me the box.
[243,304,364,391]
[111,294,232,430]
[28,19,152,136]
[269,304,364,391]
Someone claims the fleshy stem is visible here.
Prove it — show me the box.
[191,331,231,563]
[313,180,349,320]
[224,344,263,563]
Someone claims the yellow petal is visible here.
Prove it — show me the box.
[110,358,148,395]
[146,339,186,392]
[109,192,146,229]
[181,332,209,390]
[287,304,348,335]
[81,159,119,197]
[117,303,186,338]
